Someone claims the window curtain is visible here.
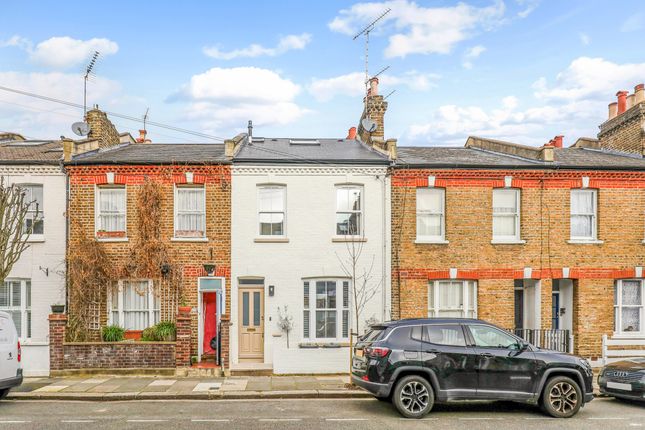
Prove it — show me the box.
[571,190,594,238]
[99,188,126,232]
[176,188,205,236]
[416,188,444,238]
[258,187,285,236]
[493,189,518,237]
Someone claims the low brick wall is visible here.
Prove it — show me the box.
[62,342,175,369]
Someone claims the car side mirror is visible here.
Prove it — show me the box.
[519,341,530,351]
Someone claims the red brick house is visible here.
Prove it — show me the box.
[391,84,645,361]
[63,110,236,371]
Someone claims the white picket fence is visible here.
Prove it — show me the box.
[601,334,645,365]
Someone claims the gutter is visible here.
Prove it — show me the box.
[392,163,645,171]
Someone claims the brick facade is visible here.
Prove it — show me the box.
[392,168,645,359]
[66,164,231,366]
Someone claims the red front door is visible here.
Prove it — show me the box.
[202,292,218,354]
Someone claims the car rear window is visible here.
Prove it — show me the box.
[361,327,387,342]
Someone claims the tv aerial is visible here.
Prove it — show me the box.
[71,121,90,136]
[361,118,377,133]
[353,8,391,94]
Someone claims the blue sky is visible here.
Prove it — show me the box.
[1,0,645,146]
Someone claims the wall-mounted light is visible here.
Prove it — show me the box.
[160,263,171,276]
[269,285,275,296]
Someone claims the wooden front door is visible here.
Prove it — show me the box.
[238,288,264,361]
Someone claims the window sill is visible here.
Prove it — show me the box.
[567,239,604,244]
[611,333,645,339]
[299,341,350,348]
[491,239,526,245]
[171,237,208,242]
[96,237,129,243]
[332,237,367,243]
[415,239,449,244]
[25,235,45,243]
[254,237,289,243]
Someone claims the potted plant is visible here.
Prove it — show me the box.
[51,304,65,314]
[178,296,191,314]
[123,330,143,341]
[101,325,125,342]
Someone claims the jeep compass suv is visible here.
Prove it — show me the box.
[352,318,593,419]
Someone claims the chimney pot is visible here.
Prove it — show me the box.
[369,77,379,96]
[616,90,629,114]
[635,83,645,105]
[347,127,357,140]
[608,102,618,119]
[553,135,563,148]
[627,94,635,110]
[137,129,147,143]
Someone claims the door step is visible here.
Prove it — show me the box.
[230,362,273,376]
[177,366,223,377]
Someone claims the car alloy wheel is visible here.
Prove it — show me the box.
[400,381,430,414]
[549,381,578,414]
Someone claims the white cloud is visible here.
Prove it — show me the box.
[462,45,486,69]
[621,13,643,32]
[0,71,122,138]
[171,67,308,129]
[0,35,118,69]
[515,0,540,18]
[407,56,645,146]
[329,0,505,58]
[203,33,311,60]
[579,32,590,46]
[308,70,440,102]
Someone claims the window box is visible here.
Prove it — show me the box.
[124,330,143,341]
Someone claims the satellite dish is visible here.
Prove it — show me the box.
[71,121,90,136]
[361,118,377,133]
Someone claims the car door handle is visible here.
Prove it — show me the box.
[480,352,494,358]
[425,349,441,354]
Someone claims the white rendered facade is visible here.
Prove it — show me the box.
[231,164,391,374]
[1,164,66,376]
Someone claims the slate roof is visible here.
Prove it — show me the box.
[68,143,229,165]
[0,140,63,164]
[234,137,389,164]
[396,146,645,170]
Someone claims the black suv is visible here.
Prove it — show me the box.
[352,318,594,419]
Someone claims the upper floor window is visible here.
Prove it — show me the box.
[336,186,362,236]
[20,184,43,235]
[570,189,597,240]
[174,185,206,238]
[614,279,643,335]
[109,280,160,331]
[492,188,520,242]
[0,279,31,339]
[96,186,126,237]
[258,186,286,236]
[303,279,350,340]
[416,188,445,242]
[428,280,477,319]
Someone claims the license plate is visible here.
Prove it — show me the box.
[355,349,364,358]
[607,381,632,391]
[352,357,366,370]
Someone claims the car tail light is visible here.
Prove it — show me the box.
[365,346,390,358]
[361,375,370,382]
[17,340,21,362]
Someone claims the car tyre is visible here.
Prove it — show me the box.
[392,375,434,419]
[541,376,582,418]
[0,389,9,400]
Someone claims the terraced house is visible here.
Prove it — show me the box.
[61,109,233,373]
[391,83,645,362]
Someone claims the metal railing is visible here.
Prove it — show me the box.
[512,328,572,353]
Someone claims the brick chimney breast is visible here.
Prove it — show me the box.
[85,108,121,149]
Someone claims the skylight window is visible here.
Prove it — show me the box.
[289,139,320,145]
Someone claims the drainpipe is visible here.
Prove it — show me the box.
[381,173,387,322]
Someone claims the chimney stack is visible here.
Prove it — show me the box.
[616,90,628,114]
[553,135,563,148]
[86,107,121,149]
[347,127,357,140]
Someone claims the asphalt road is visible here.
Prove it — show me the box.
[0,397,643,429]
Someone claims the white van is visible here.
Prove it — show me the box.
[0,311,23,399]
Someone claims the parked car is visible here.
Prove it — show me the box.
[598,358,645,402]
[351,318,594,419]
[0,311,23,400]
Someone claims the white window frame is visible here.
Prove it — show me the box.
[257,185,286,237]
[428,280,477,319]
[173,184,207,239]
[0,279,31,339]
[335,185,364,237]
[303,278,350,342]
[95,185,127,237]
[18,184,44,240]
[614,279,644,337]
[492,188,521,243]
[108,280,159,331]
[570,189,597,241]
[416,187,446,243]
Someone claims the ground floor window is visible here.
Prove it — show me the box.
[0,279,31,338]
[615,279,643,335]
[303,279,350,340]
[428,280,477,318]
[109,280,160,330]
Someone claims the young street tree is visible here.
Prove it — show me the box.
[0,178,40,282]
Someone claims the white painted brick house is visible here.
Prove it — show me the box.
[0,135,66,376]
